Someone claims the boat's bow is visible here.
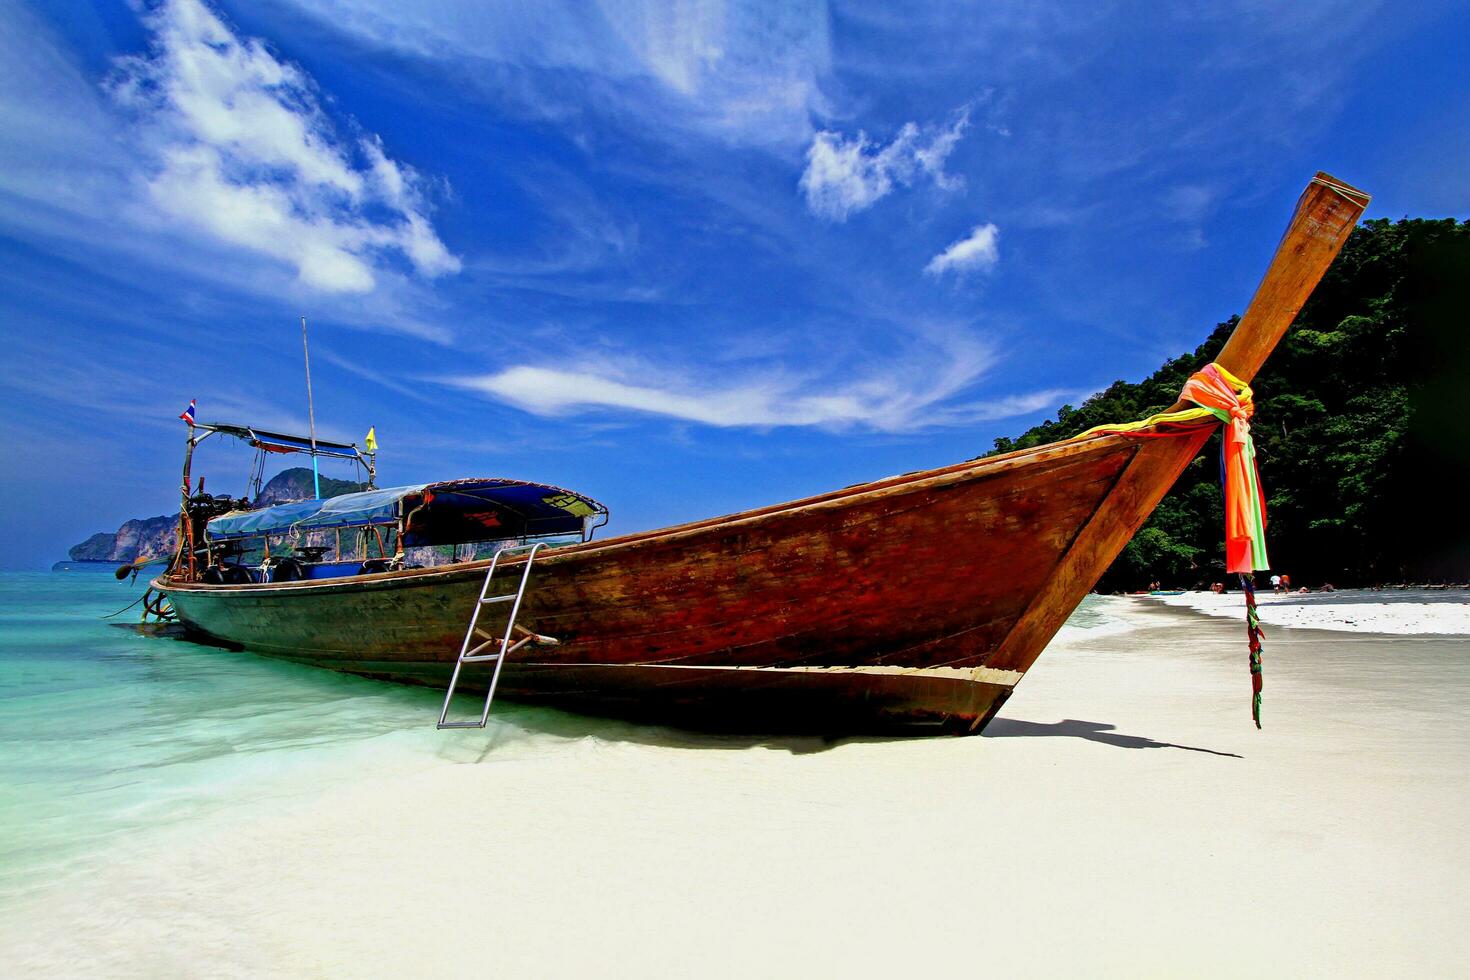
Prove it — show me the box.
[983,173,1370,710]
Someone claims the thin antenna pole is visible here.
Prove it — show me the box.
[301,315,321,500]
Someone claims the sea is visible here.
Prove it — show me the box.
[0,565,1129,909]
[0,567,499,908]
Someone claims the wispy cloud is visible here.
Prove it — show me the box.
[445,328,1065,433]
[925,223,999,277]
[109,0,460,294]
[799,107,970,221]
[277,0,833,147]
[0,330,364,446]
[0,0,125,217]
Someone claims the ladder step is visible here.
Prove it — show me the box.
[438,542,547,731]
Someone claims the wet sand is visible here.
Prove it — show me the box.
[3,600,1468,977]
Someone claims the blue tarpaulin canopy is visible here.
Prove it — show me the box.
[206,479,607,544]
[207,485,421,539]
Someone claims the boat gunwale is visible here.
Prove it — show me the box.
[158,428,1159,597]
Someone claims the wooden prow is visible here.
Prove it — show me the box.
[980,172,1370,715]
[1163,172,1371,412]
[1217,173,1371,383]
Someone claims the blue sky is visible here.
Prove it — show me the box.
[1,0,1466,568]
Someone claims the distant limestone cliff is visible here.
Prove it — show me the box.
[67,515,178,563]
[65,467,367,564]
[254,468,365,505]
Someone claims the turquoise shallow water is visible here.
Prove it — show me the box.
[0,569,492,899]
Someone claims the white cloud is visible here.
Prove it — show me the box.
[459,365,868,428]
[949,389,1070,421]
[446,330,1066,433]
[276,0,832,147]
[924,223,1000,277]
[109,0,460,294]
[799,108,970,221]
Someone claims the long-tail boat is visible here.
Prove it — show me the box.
[153,173,1370,733]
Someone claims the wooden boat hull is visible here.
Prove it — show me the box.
[161,436,1140,732]
[156,172,1371,734]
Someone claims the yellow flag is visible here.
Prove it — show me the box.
[364,426,378,453]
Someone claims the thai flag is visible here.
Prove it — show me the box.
[179,399,196,426]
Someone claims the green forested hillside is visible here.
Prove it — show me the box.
[990,218,1470,589]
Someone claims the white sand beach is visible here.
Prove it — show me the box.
[3,593,1468,978]
[1146,586,1470,634]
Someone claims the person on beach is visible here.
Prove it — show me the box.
[1280,573,1292,591]
[1271,573,1282,592]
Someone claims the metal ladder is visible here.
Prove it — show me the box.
[437,542,550,729]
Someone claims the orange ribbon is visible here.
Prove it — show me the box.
[1182,365,1269,573]
[1074,362,1270,573]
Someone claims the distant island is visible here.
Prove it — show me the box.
[63,468,365,566]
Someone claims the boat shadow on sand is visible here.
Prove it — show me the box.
[983,718,1242,757]
[466,707,1242,759]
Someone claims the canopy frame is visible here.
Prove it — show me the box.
[203,478,610,556]
[176,419,379,580]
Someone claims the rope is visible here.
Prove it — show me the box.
[104,588,175,623]
[102,593,147,619]
[1240,574,1265,728]
[1076,362,1274,728]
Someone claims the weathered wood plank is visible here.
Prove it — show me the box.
[163,440,1139,729]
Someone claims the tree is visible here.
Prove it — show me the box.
[989,218,1470,589]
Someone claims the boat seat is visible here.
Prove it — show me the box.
[359,557,398,575]
[267,557,305,582]
[201,563,255,585]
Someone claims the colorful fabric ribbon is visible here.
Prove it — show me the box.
[1181,364,1270,573]
[1074,361,1270,573]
